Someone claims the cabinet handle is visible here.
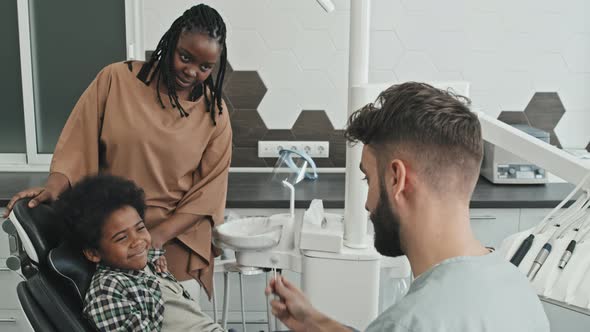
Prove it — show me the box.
[470,216,496,221]
[0,317,16,323]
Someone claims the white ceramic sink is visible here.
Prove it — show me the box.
[213,217,282,251]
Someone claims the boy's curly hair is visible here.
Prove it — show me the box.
[53,174,146,251]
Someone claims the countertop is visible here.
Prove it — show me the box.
[0,172,576,209]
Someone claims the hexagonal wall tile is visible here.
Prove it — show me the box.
[394,52,439,82]
[257,88,302,129]
[524,92,565,147]
[496,73,535,112]
[291,111,336,167]
[230,109,268,148]
[329,130,346,168]
[231,147,268,167]
[393,14,437,51]
[256,11,300,51]
[225,71,267,110]
[297,71,333,110]
[292,110,334,141]
[557,73,590,111]
[497,111,531,126]
[326,51,348,90]
[371,0,404,31]
[226,30,267,70]
[554,111,590,149]
[293,30,336,70]
[563,33,590,73]
[294,0,332,30]
[370,31,404,70]
[426,31,468,72]
[259,51,304,89]
[549,130,562,149]
[328,11,350,51]
[222,96,235,115]
[530,54,567,92]
[215,61,233,86]
[262,130,296,141]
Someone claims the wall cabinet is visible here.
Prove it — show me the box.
[470,209,520,249]
[519,208,556,231]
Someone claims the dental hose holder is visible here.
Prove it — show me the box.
[276,148,318,221]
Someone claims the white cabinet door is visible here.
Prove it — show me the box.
[542,299,590,332]
[0,265,21,310]
[519,208,556,232]
[0,309,33,332]
[1,208,10,259]
[470,209,520,249]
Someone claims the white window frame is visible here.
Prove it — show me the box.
[0,0,140,172]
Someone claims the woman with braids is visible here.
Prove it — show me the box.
[4,4,231,303]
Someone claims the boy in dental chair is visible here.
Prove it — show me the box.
[53,174,224,332]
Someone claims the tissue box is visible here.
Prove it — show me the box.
[299,213,343,253]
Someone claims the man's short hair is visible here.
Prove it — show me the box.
[345,82,483,194]
[53,174,146,251]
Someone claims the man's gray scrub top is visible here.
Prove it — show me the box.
[366,252,549,331]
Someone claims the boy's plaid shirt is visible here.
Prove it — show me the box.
[83,248,192,332]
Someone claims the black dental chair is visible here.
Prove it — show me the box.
[3,198,96,332]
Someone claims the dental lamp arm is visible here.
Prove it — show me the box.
[477,112,590,188]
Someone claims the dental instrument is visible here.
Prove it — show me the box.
[507,176,590,271]
[509,176,590,267]
[559,217,590,269]
[528,191,590,280]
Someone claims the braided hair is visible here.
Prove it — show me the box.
[138,4,227,124]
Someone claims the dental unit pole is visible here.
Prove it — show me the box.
[298,1,381,330]
[343,0,371,249]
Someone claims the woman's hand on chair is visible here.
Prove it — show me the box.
[3,173,69,218]
[3,187,59,218]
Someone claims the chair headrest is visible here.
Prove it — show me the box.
[48,242,95,301]
[9,198,63,265]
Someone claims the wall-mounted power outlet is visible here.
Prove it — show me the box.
[258,141,330,158]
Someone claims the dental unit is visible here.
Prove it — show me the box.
[211,0,590,328]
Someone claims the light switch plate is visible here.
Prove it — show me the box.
[258,141,330,158]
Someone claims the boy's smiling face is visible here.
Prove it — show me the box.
[83,205,151,270]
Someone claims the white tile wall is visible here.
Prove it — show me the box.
[142,0,590,148]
